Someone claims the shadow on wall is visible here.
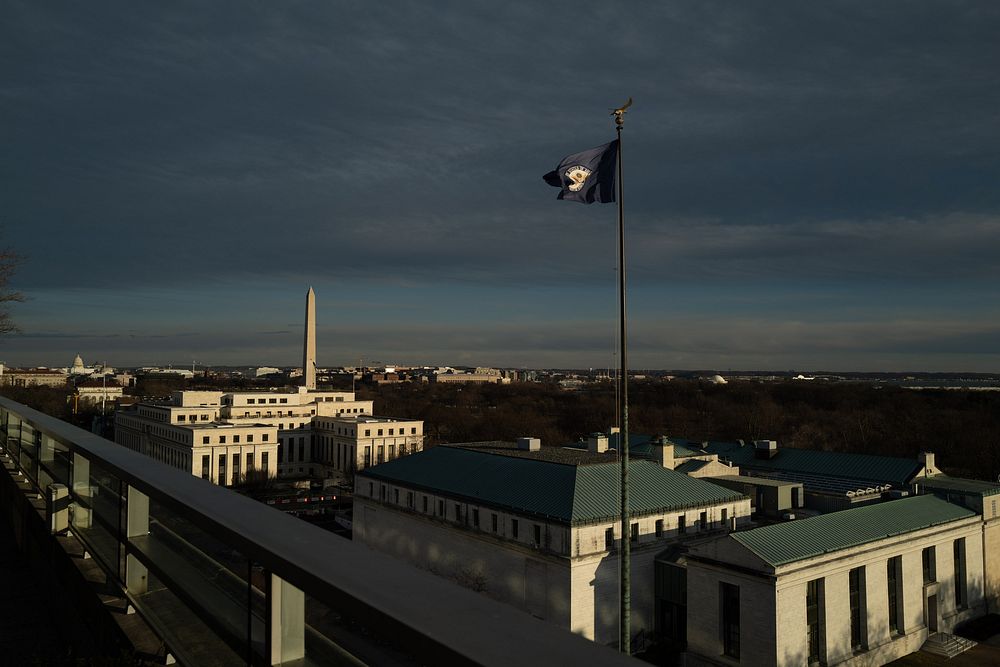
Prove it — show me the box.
[594,552,621,647]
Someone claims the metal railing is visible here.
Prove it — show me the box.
[0,397,633,667]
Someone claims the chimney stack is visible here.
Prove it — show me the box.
[653,435,675,469]
[517,437,541,452]
[588,433,609,453]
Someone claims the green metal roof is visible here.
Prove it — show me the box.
[917,476,1000,497]
[731,495,975,567]
[675,459,710,474]
[359,446,744,525]
[704,441,922,487]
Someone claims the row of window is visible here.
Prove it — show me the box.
[722,539,970,662]
[362,443,410,467]
[368,482,551,548]
[245,397,288,405]
[201,433,270,445]
[202,451,269,484]
[176,413,212,423]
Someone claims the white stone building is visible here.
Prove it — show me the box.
[311,414,423,476]
[685,495,986,666]
[353,440,752,646]
[114,387,423,483]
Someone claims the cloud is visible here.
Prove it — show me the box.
[3,2,1000,370]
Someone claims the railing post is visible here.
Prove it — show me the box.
[71,452,92,529]
[266,572,305,665]
[47,483,70,534]
[125,485,149,597]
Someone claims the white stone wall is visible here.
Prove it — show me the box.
[687,516,986,667]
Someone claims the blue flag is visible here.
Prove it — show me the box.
[543,139,618,204]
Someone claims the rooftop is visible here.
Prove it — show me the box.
[358,445,744,524]
[729,495,975,567]
[917,476,1000,497]
[702,440,922,487]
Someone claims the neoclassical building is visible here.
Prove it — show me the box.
[354,440,752,644]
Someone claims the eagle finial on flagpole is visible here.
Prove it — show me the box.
[611,97,632,128]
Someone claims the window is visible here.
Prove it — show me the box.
[261,452,268,474]
[655,519,663,537]
[377,445,384,464]
[922,546,936,584]
[699,511,708,530]
[364,446,371,467]
[218,454,227,484]
[269,398,277,404]
[721,508,728,528]
[393,488,399,504]
[388,444,395,459]
[678,515,686,534]
[605,527,615,550]
[262,434,268,442]
[246,453,253,469]
[298,440,305,462]
[806,578,824,664]
[454,504,462,522]
[232,455,241,485]
[422,496,428,513]
[202,436,210,444]
[177,414,186,422]
[512,519,519,539]
[280,398,287,404]
[233,435,240,444]
[411,427,417,434]
[368,482,373,496]
[247,398,255,405]
[219,436,226,444]
[388,428,394,436]
[277,444,283,462]
[377,429,383,436]
[631,522,639,543]
[365,429,371,437]
[533,524,541,546]
[380,485,386,501]
[721,582,740,659]
[247,434,254,443]
[201,455,210,480]
[473,509,480,528]
[438,499,444,516]
[955,538,967,608]
[849,566,866,651]
[887,556,902,634]
[492,514,498,533]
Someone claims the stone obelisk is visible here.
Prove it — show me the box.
[303,287,316,390]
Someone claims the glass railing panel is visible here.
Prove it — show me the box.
[133,569,246,667]
[70,458,123,575]
[38,435,72,488]
[18,420,37,480]
[136,498,260,663]
[304,593,419,666]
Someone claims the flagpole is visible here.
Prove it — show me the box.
[614,100,630,655]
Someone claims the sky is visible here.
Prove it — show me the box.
[3,2,1000,372]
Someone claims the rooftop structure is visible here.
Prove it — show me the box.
[355,442,751,644]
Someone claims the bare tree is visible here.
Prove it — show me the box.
[0,250,23,335]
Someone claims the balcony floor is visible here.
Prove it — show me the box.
[0,513,74,663]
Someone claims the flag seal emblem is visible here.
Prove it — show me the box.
[565,166,592,191]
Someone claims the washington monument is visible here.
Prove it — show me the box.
[303,286,316,390]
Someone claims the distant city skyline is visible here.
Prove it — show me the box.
[4,4,1000,372]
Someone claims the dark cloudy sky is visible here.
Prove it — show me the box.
[4,2,1000,371]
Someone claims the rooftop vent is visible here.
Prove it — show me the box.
[754,439,778,460]
[517,437,541,452]
[587,433,608,453]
